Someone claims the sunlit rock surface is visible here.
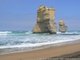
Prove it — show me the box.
[33,5,56,34]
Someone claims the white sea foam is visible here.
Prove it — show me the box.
[57,31,79,35]
[0,31,80,49]
[0,35,80,49]
[0,31,12,35]
[25,31,32,34]
[0,39,77,49]
[0,31,80,55]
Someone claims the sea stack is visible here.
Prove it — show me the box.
[59,20,67,33]
[33,5,56,34]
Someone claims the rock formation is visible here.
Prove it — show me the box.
[33,5,57,34]
[59,20,67,33]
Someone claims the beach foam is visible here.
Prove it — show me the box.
[0,31,80,54]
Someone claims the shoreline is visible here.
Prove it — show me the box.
[0,39,80,60]
[0,39,80,55]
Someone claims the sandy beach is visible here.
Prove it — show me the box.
[0,40,80,60]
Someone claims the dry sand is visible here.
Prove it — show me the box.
[0,41,80,60]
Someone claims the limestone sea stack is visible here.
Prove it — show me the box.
[59,20,67,33]
[33,5,57,34]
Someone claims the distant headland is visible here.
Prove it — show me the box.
[33,5,67,34]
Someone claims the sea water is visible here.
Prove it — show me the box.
[0,31,80,55]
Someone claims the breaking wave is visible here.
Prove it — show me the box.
[0,31,80,49]
[0,31,79,36]
[0,31,80,55]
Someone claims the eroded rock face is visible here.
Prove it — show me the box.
[59,20,67,33]
[33,5,56,34]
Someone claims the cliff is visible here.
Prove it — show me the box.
[33,5,57,34]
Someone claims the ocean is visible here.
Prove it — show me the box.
[0,31,80,55]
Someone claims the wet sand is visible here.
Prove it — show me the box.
[0,40,80,60]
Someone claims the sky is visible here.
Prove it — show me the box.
[0,0,80,31]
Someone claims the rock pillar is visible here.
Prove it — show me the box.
[59,20,67,33]
[33,5,57,34]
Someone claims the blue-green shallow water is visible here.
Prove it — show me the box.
[0,31,80,55]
